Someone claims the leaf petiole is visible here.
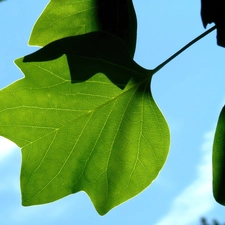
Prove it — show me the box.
[153,25,216,74]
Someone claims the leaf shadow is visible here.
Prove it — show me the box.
[96,0,137,57]
[23,31,148,89]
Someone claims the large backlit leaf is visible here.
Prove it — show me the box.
[29,0,137,56]
[213,105,225,205]
[0,32,169,215]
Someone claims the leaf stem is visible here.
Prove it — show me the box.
[153,25,216,74]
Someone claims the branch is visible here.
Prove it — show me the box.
[153,25,216,74]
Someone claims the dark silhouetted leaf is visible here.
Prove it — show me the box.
[201,0,225,47]
[96,0,137,56]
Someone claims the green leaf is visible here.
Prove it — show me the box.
[29,0,137,56]
[213,105,225,205]
[0,32,169,215]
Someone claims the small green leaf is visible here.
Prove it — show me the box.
[29,0,137,56]
[213,105,225,205]
[29,0,99,46]
[0,32,169,215]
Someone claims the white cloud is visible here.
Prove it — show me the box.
[0,136,18,162]
[154,131,216,225]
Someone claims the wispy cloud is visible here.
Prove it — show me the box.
[154,131,216,225]
[0,136,18,162]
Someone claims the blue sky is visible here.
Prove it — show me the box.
[0,0,225,224]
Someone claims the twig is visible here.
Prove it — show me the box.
[153,25,216,74]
